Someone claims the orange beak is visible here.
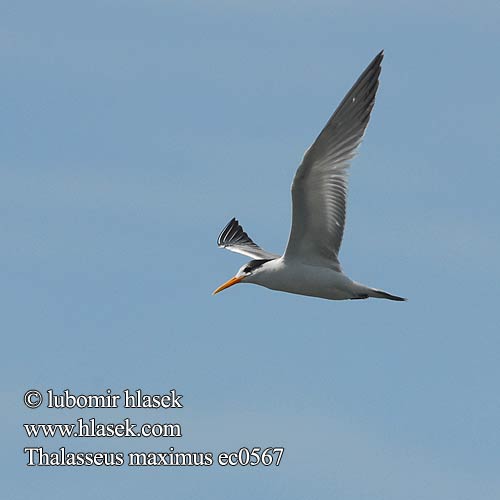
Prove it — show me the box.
[212,275,244,295]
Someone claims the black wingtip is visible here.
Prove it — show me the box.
[363,50,383,75]
[217,217,260,251]
[373,49,384,62]
[369,50,384,71]
[217,217,239,247]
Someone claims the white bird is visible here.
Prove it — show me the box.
[213,51,406,302]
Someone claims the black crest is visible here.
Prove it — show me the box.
[243,259,273,274]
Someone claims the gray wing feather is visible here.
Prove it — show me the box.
[284,51,384,270]
[217,218,279,260]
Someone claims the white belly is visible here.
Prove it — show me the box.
[247,258,364,300]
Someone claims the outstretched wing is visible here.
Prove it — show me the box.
[217,218,279,260]
[284,51,384,271]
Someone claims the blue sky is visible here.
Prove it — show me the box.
[2,1,500,499]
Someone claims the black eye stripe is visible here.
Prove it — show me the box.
[244,259,273,273]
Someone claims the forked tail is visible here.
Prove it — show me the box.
[368,288,407,301]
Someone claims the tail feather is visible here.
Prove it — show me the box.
[369,288,407,301]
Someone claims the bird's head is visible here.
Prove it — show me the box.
[212,259,272,295]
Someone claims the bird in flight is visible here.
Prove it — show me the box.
[213,51,406,301]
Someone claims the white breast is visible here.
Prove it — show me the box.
[246,257,362,300]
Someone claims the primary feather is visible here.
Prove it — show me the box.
[284,50,384,270]
[217,217,279,260]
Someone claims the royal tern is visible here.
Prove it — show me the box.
[213,51,406,301]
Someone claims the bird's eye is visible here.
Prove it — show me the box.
[243,267,251,273]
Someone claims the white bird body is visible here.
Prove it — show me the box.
[244,258,365,300]
[213,51,406,302]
